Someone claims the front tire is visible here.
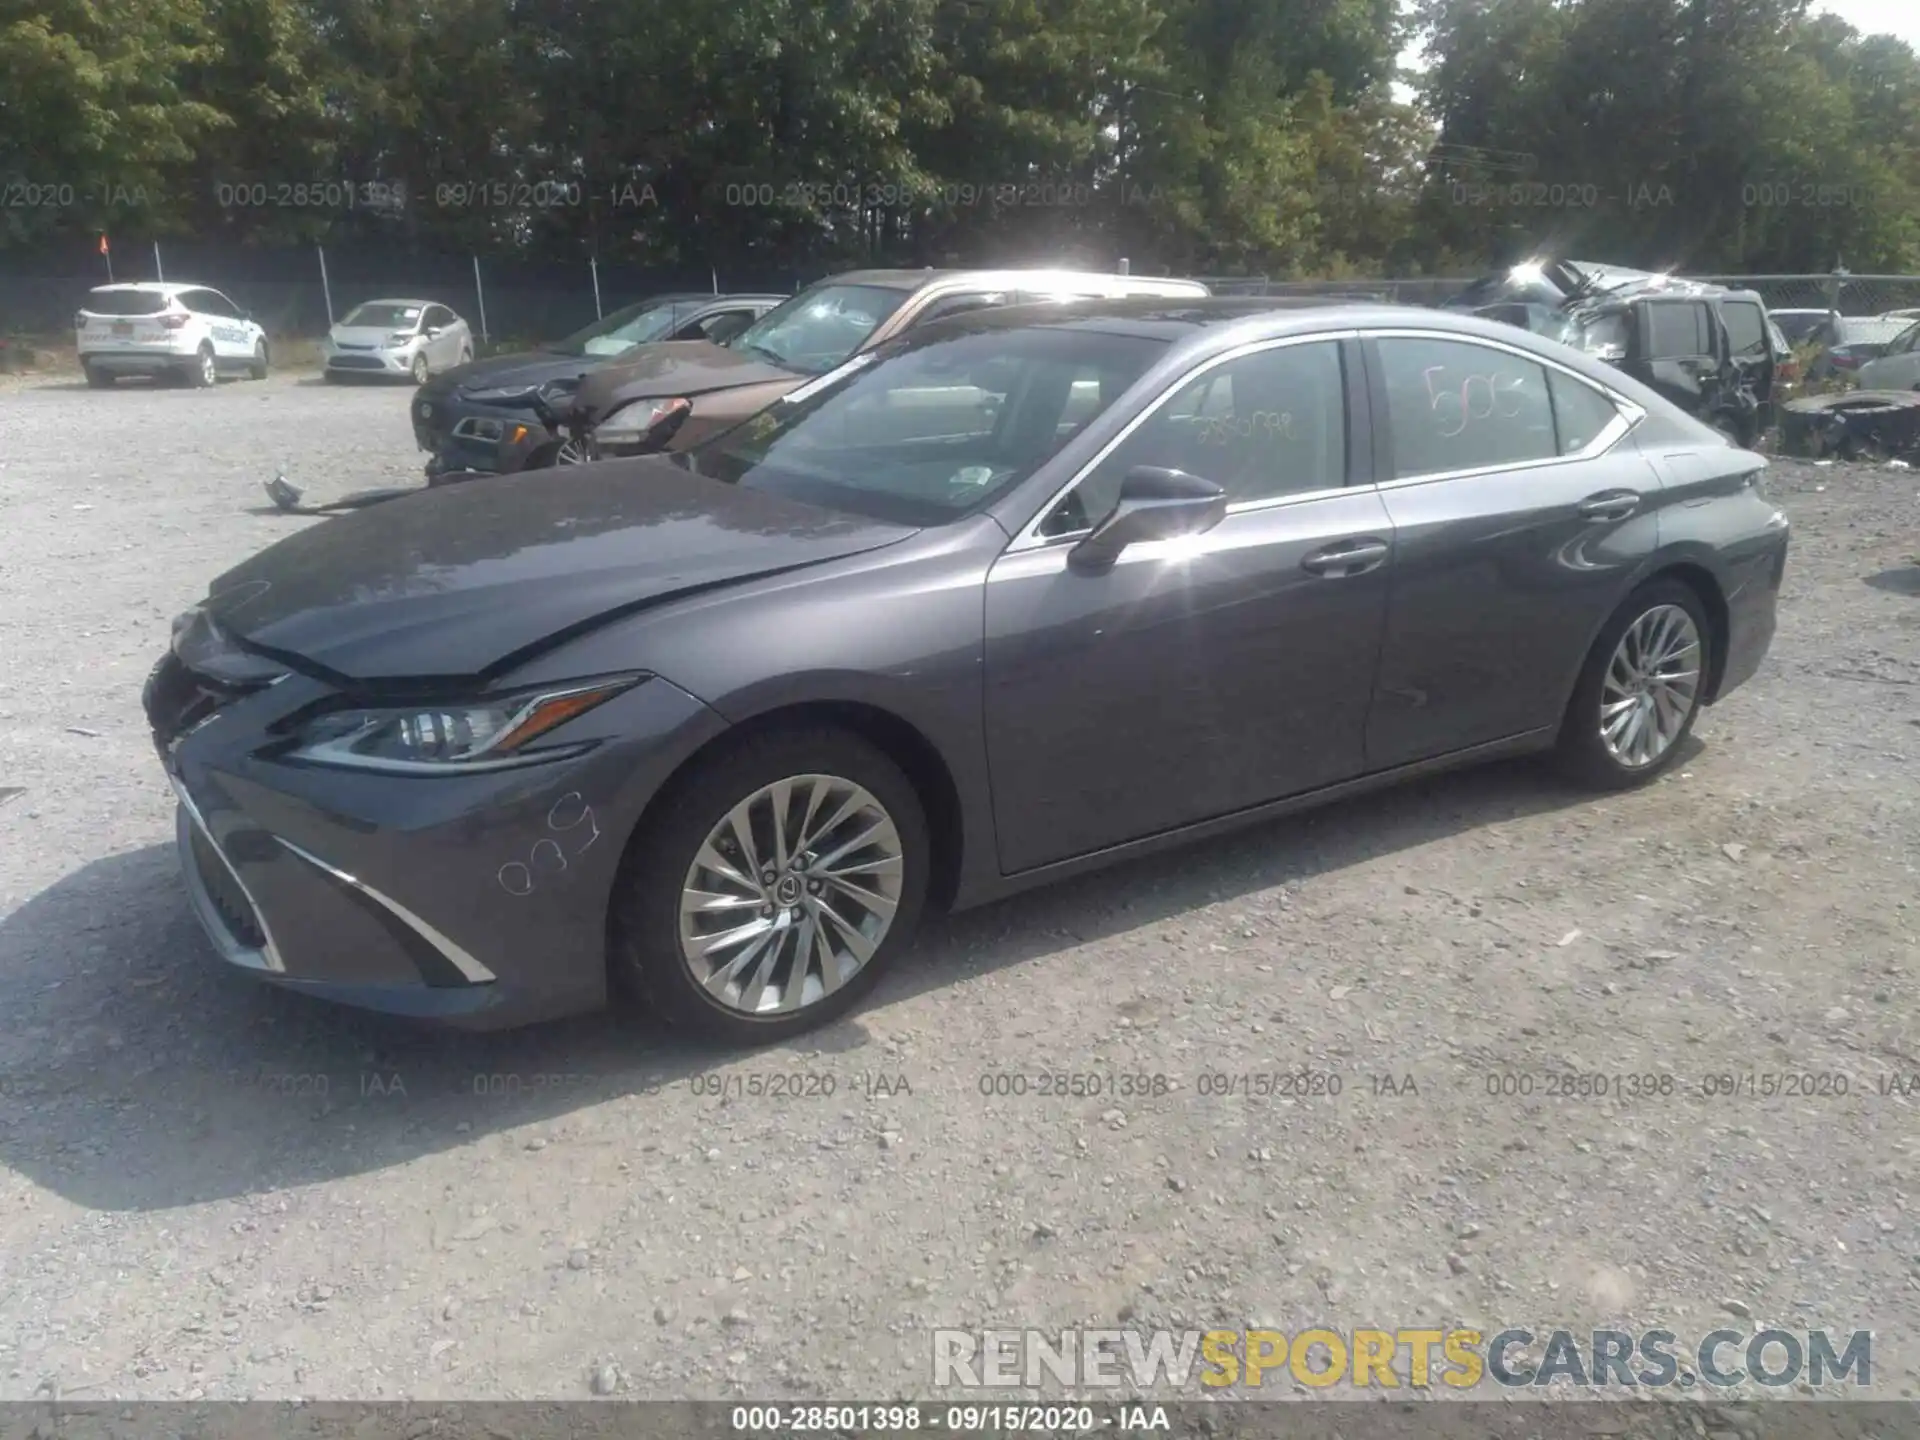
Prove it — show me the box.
[610,727,930,1045]
[1554,579,1711,790]
[248,340,269,380]
[410,352,430,385]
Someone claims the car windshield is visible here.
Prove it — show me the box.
[726,283,910,375]
[549,297,702,358]
[682,324,1168,526]
[83,288,171,316]
[342,302,425,329]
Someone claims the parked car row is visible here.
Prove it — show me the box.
[145,272,1789,1045]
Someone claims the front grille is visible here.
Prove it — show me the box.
[328,354,388,369]
[188,823,269,950]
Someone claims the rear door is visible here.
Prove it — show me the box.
[1361,331,1662,768]
[1633,298,1717,416]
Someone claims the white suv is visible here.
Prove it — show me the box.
[75,282,270,388]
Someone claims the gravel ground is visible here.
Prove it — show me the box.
[1,368,1917,1411]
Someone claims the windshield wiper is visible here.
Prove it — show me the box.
[738,341,789,367]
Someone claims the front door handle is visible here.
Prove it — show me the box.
[1301,538,1390,577]
[1577,490,1640,521]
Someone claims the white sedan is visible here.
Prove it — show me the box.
[323,299,473,384]
[1855,318,1920,392]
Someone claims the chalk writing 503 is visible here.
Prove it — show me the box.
[1423,366,1528,437]
[498,791,600,896]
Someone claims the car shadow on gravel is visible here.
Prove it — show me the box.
[0,751,1608,1211]
[1863,566,1920,597]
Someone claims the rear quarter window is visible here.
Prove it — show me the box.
[1644,302,1711,359]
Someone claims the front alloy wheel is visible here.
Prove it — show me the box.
[190,346,217,388]
[611,727,929,1043]
[410,352,430,384]
[679,774,905,1017]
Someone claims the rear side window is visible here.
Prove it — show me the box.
[84,288,170,316]
[1721,302,1768,360]
[1547,370,1621,454]
[1375,336,1557,478]
[1645,302,1711,359]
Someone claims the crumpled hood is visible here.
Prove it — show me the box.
[419,350,603,408]
[571,340,800,424]
[201,457,915,682]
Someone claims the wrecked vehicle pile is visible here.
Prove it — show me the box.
[1779,388,1920,462]
[1440,260,1781,446]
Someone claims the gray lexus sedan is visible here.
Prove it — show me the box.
[145,299,1789,1043]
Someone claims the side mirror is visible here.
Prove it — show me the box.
[426,325,443,337]
[1068,466,1226,574]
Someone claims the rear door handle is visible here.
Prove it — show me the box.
[1577,491,1640,521]
[1300,538,1390,577]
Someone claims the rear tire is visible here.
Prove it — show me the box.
[1554,579,1712,791]
[248,340,269,380]
[609,727,929,1045]
[83,362,112,389]
[186,344,217,388]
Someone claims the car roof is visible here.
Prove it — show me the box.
[347,297,440,308]
[819,268,1209,296]
[1769,307,1836,315]
[910,295,1689,411]
[87,281,210,295]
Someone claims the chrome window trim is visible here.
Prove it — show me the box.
[1362,327,1644,489]
[275,836,498,985]
[1006,329,1361,551]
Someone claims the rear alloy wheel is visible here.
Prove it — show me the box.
[410,352,430,385]
[1555,580,1710,790]
[611,728,929,1044]
[187,345,218,388]
[554,438,590,465]
[248,340,269,380]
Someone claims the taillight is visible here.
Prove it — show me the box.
[1831,349,1858,368]
[73,310,85,329]
[159,311,190,330]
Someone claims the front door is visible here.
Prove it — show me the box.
[984,337,1395,874]
[1360,332,1665,768]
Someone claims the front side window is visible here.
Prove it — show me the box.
[1888,321,1920,356]
[1572,312,1630,362]
[1375,335,1557,479]
[729,283,911,375]
[1039,340,1348,535]
[1721,301,1768,360]
[685,326,1167,526]
[343,301,421,330]
[913,292,1011,325]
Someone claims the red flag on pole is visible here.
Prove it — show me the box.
[99,235,109,254]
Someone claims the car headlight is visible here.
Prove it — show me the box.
[387,331,418,347]
[596,397,691,446]
[286,676,642,774]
